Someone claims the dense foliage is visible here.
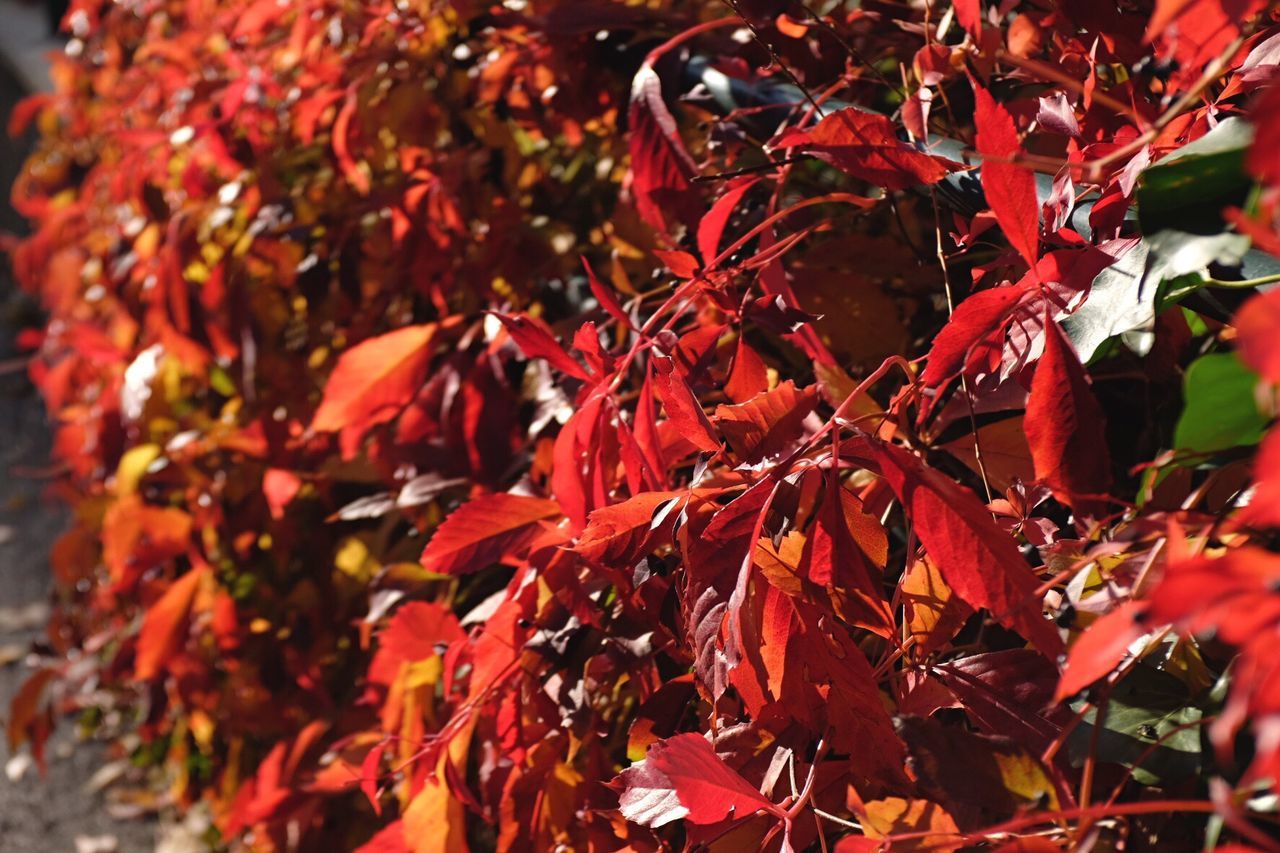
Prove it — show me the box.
[8,0,1280,849]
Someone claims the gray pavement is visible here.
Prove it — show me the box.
[0,31,162,853]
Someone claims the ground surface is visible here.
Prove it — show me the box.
[0,50,164,853]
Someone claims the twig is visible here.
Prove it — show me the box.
[997,50,1149,129]
[721,0,827,118]
[692,156,807,183]
[930,186,994,504]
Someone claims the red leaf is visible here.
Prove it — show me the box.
[1148,547,1280,647]
[613,733,781,827]
[933,649,1062,754]
[724,336,770,404]
[1240,429,1280,527]
[1056,600,1150,700]
[654,250,701,279]
[651,355,720,453]
[773,108,962,190]
[332,91,370,195]
[698,177,758,266]
[312,324,438,434]
[380,602,465,665]
[263,468,302,520]
[136,561,210,680]
[800,476,894,636]
[1235,288,1280,384]
[851,438,1064,657]
[419,493,562,575]
[628,64,702,233]
[1246,84,1280,186]
[712,381,817,463]
[575,491,682,565]
[1024,318,1112,508]
[921,282,1031,389]
[102,496,194,587]
[361,740,387,816]
[954,0,984,37]
[972,81,1041,269]
[582,257,631,328]
[494,313,590,381]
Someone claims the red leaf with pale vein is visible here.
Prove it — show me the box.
[713,380,817,463]
[1056,600,1150,700]
[1235,288,1280,383]
[575,491,682,564]
[774,108,962,190]
[921,282,1031,389]
[651,355,720,453]
[419,493,561,575]
[495,313,590,381]
[851,438,1064,657]
[613,733,780,827]
[933,649,1062,753]
[972,82,1041,269]
[136,561,209,680]
[1024,319,1111,508]
[312,324,438,433]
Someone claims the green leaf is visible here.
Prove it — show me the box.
[1067,665,1203,787]
[1138,118,1254,236]
[1174,353,1267,454]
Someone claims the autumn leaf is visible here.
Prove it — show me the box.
[713,380,817,463]
[628,62,702,234]
[419,492,561,575]
[613,733,782,827]
[1235,288,1280,383]
[135,561,211,680]
[698,177,758,266]
[1057,600,1151,700]
[263,468,302,520]
[921,282,1031,391]
[651,355,720,453]
[312,324,438,434]
[851,438,1064,657]
[1025,318,1112,509]
[773,108,962,190]
[574,491,682,565]
[494,313,591,381]
[954,0,983,37]
[102,495,193,587]
[972,81,1041,269]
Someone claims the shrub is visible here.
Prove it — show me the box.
[8,0,1280,849]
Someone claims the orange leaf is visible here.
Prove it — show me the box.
[312,324,437,434]
[102,495,193,586]
[135,561,210,680]
[420,492,561,575]
[575,491,682,565]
